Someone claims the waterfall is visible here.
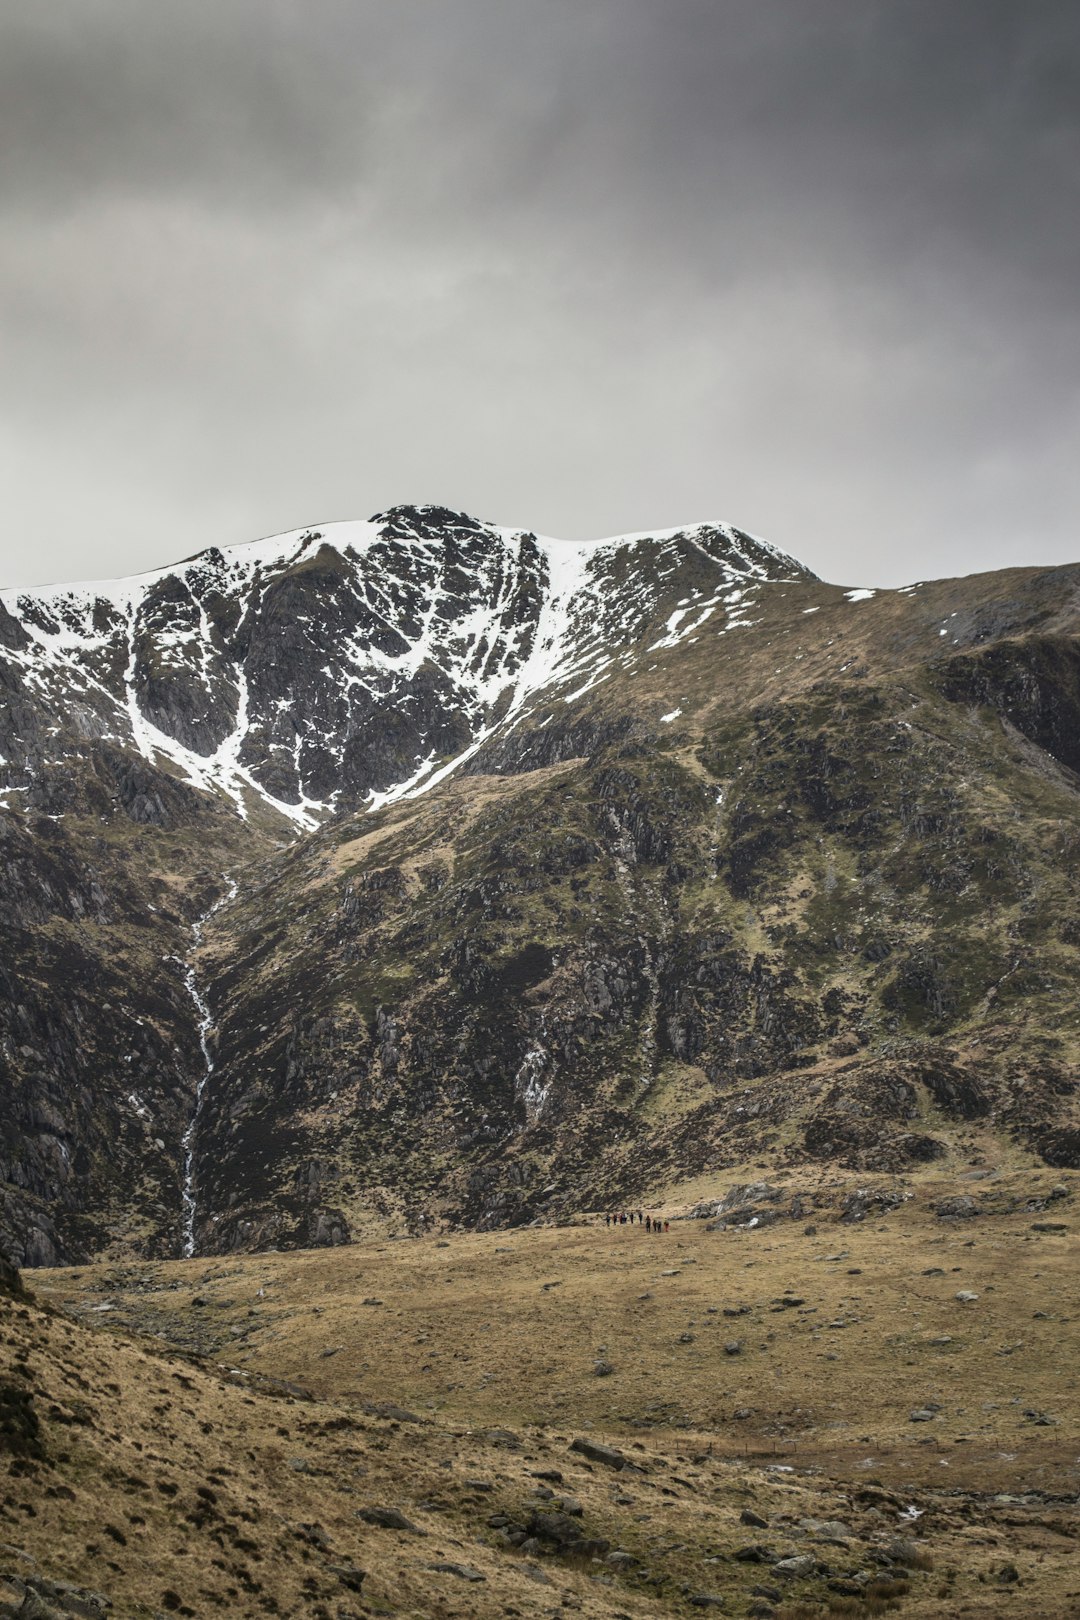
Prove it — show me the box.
[177,877,238,1258]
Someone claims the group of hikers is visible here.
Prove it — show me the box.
[604,1210,670,1232]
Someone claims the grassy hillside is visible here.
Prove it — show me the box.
[12,1170,1080,1618]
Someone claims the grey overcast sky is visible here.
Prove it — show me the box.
[1,2,1078,590]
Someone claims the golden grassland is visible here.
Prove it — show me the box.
[6,1168,1077,1619]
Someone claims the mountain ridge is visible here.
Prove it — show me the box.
[1,503,1079,1266]
[0,504,812,829]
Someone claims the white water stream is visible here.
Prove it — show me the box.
[178,877,238,1257]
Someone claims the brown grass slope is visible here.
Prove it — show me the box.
[14,1182,1080,1619]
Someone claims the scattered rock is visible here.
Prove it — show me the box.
[326,1565,366,1593]
[955,1291,979,1303]
[356,1507,424,1533]
[481,1428,522,1450]
[426,1562,485,1582]
[1,1575,112,1617]
[799,1518,851,1541]
[568,1436,625,1469]
[773,1553,816,1580]
[593,1360,615,1377]
[518,1563,553,1586]
[840,1188,906,1223]
[360,1401,423,1424]
[740,1509,769,1528]
[885,1537,925,1567]
[724,1341,743,1356]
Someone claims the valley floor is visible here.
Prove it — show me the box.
[5,1173,1079,1619]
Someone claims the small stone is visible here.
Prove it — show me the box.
[427,1561,485,1581]
[724,1341,743,1356]
[773,1553,816,1580]
[740,1509,768,1528]
[955,1291,979,1303]
[593,1360,615,1377]
[356,1506,424,1533]
[909,1409,937,1423]
[886,1537,924,1567]
[326,1564,366,1593]
[519,1563,553,1585]
[937,1195,978,1219]
[568,1436,625,1469]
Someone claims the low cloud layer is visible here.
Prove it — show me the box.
[2,2,1078,588]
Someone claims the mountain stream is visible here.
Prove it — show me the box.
[177,878,237,1257]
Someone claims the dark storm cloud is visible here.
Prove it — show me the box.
[1,2,1078,588]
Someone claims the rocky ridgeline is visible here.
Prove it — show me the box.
[0,505,807,825]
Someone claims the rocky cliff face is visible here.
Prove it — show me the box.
[2,507,1079,1261]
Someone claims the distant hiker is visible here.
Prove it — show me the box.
[637,1209,644,1223]
[645,1215,651,1232]
[620,1212,627,1225]
[605,1213,611,1227]
[664,1220,670,1233]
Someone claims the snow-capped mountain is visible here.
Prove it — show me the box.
[0,504,810,827]
[3,502,1080,1271]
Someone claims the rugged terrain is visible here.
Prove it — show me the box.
[5,1176,1079,1618]
[2,505,1080,1264]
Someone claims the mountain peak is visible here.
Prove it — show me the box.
[0,505,817,829]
